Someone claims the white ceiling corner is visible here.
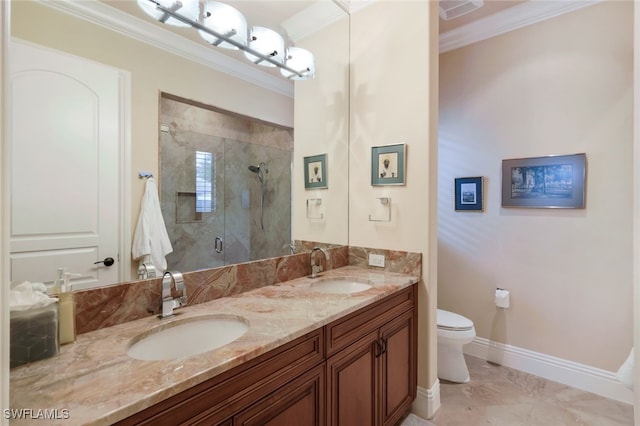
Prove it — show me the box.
[439,0,603,53]
[283,1,348,42]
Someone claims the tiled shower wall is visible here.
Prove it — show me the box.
[159,95,293,271]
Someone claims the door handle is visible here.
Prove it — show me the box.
[94,257,115,267]
[215,237,223,253]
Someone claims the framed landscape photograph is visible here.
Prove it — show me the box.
[501,153,586,208]
[371,143,406,186]
[304,154,327,189]
[455,176,484,211]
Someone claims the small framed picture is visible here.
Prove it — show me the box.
[455,176,484,211]
[304,154,327,189]
[371,143,406,186]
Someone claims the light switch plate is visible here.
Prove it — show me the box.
[368,253,385,268]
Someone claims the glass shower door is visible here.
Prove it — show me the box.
[160,129,226,271]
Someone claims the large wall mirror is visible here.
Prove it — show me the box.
[7,0,350,290]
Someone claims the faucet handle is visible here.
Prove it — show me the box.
[171,271,187,304]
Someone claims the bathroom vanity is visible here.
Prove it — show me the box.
[9,267,418,425]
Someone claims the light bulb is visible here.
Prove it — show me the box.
[137,0,200,27]
[198,1,247,50]
[244,27,285,67]
[281,47,315,80]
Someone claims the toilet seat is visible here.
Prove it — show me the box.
[437,309,473,331]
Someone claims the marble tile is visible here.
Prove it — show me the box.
[75,245,350,334]
[349,245,422,276]
[432,355,634,426]
[402,413,437,426]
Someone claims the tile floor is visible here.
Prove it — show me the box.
[429,355,634,426]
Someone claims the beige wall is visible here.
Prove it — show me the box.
[293,16,350,246]
[11,1,294,280]
[439,2,633,371]
[349,0,439,398]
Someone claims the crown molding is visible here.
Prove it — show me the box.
[36,0,294,98]
[440,0,603,53]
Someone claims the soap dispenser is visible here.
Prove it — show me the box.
[50,267,65,295]
[58,272,80,345]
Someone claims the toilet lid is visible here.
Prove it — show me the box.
[437,309,473,331]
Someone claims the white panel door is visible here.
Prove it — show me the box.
[9,41,123,290]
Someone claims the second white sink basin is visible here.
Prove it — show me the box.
[310,277,373,294]
[127,314,249,361]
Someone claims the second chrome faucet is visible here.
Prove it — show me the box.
[161,271,187,318]
[310,247,329,278]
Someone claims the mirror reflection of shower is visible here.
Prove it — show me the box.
[248,162,269,230]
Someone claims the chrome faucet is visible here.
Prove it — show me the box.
[161,271,187,318]
[310,247,328,278]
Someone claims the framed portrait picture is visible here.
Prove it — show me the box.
[304,154,327,189]
[371,143,406,186]
[501,153,586,208]
[455,177,484,211]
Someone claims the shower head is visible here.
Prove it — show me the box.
[248,162,268,183]
[248,162,268,174]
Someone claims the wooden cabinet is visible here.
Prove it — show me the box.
[115,329,324,425]
[326,286,417,426]
[116,284,417,426]
[380,310,415,426]
[327,330,378,425]
[234,365,325,426]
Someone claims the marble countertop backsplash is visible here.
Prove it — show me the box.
[10,266,419,425]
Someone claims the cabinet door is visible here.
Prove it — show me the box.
[379,310,416,426]
[235,365,325,426]
[326,331,379,426]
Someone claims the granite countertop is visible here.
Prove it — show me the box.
[9,266,419,425]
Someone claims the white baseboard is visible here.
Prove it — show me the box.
[465,337,634,405]
[412,379,440,420]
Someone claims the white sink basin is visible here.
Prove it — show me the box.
[127,315,249,361]
[310,277,373,294]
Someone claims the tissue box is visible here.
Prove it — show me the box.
[10,303,59,368]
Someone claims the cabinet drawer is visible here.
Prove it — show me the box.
[325,286,415,357]
[234,364,325,426]
[116,328,324,425]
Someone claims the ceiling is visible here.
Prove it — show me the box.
[99,1,599,75]
[105,1,526,41]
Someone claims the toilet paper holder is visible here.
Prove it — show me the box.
[495,287,510,309]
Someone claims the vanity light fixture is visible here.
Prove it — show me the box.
[198,1,247,50]
[138,0,315,80]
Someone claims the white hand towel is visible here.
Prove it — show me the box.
[132,177,173,272]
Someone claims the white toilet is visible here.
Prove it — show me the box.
[437,309,476,383]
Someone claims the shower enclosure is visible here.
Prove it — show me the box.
[159,96,292,272]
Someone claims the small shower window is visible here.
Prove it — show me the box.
[195,150,215,213]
